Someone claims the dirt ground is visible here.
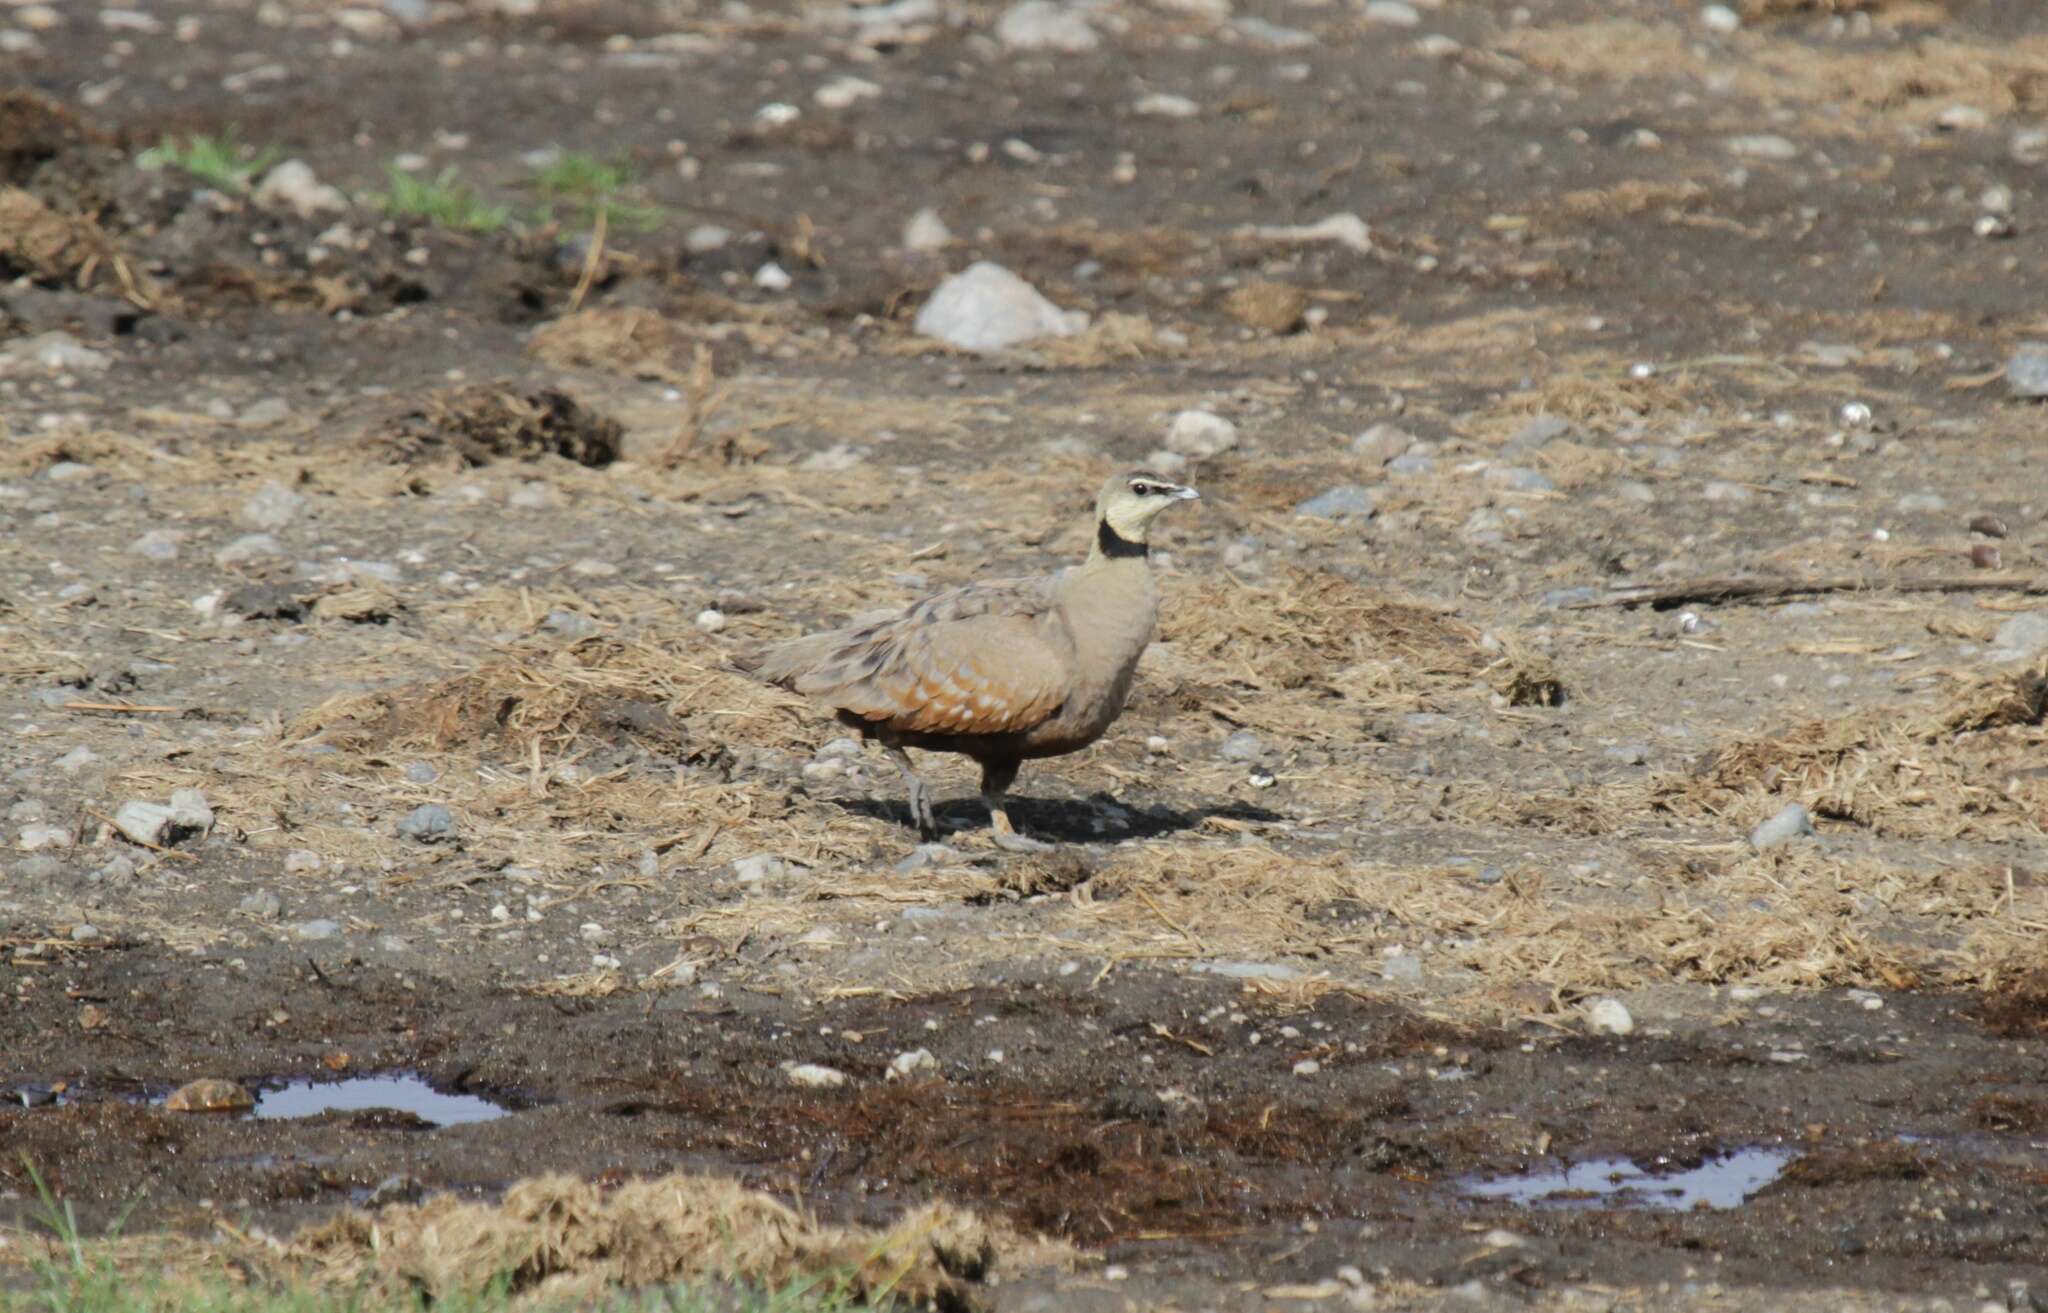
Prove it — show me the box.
[3,0,2046,1307]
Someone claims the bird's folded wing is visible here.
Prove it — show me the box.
[799,610,1074,735]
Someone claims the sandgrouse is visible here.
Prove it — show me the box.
[749,472,1199,851]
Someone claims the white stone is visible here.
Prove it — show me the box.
[1134,93,1200,119]
[1586,997,1634,1036]
[0,332,110,375]
[1165,409,1240,457]
[252,161,349,219]
[1989,611,2048,661]
[913,261,1087,353]
[786,1063,849,1089]
[112,801,176,846]
[17,823,72,851]
[754,260,792,291]
[236,480,307,531]
[168,789,213,831]
[732,853,786,883]
[1749,803,1816,850]
[1725,134,1798,160]
[995,0,1098,52]
[1362,0,1419,24]
[1699,4,1740,32]
[694,608,727,632]
[902,207,953,252]
[887,1048,937,1078]
[813,75,881,110]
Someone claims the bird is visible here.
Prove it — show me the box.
[747,471,1200,851]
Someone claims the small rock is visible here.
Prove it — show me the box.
[1701,480,1752,503]
[164,1078,253,1113]
[129,529,185,561]
[168,789,213,832]
[17,855,63,880]
[1749,803,1816,850]
[238,890,283,919]
[1972,544,2003,571]
[683,224,731,254]
[754,260,792,291]
[1897,492,1946,514]
[294,918,342,941]
[0,332,111,375]
[913,261,1087,353]
[1483,466,1555,493]
[214,533,282,566]
[365,1174,425,1207]
[732,852,787,883]
[1506,415,1571,452]
[396,803,455,842]
[284,849,321,873]
[1381,952,1423,986]
[1725,134,1799,160]
[1134,92,1200,119]
[236,481,307,531]
[1586,997,1634,1036]
[1217,729,1264,762]
[895,843,956,874]
[1387,451,1436,475]
[902,207,953,253]
[1222,279,1308,333]
[887,1048,937,1079]
[1362,0,1419,25]
[786,1063,849,1089]
[404,761,439,784]
[1350,422,1413,465]
[813,75,880,110]
[1989,612,2048,661]
[1165,409,1240,457]
[1295,484,1377,520]
[1699,3,1740,32]
[1969,513,2009,539]
[1190,960,1304,981]
[1292,1059,1321,1076]
[2006,344,2048,399]
[70,923,102,943]
[694,608,726,633]
[541,609,597,640]
[995,0,1098,52]
[111,801,177,846]
[53,746,98,772]
[17,823,72,851]
[252,160,349,220]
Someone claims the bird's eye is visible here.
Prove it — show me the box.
[1131,482,1153,495]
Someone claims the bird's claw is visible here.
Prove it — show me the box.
[906,779,939,836]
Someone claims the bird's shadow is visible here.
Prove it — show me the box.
[827,793,1281,845]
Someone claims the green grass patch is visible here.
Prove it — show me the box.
[137,130,283,192]
[528,150,665,233]
[375,164,511,234]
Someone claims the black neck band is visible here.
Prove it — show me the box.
[1098,520,1148,559]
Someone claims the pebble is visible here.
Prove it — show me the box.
[1234,16,1314,48]
[164,1078,253,1113]
[365,1175,425,1208]
[1361,0,1419,25]
[112,800,178,846]
[404,761,438,784]
[1386,451,1436,475]
[284,849,321,873]
[694,608,727,633]
[1189,960,1303,981]
[887,1048,937,1078]
[396,803,455,842]
[732,852,787,882]
[1222,279,1307,333]
[1701,480,1752,503]
[1134,93,1199,119]
[753,260,792,291]
[1484,466,1555,493]
[785,1063,849,1089]
[54,746,98,772]
[1725,134,1799,160]
[683,224,731,254]
[813,75,880,110]
[0,332,111,375]
[1165,409,1240,457]
[238,890,282,919]
[1350,422,1413,465]
[1506,415,1570,452]
[169,789,213,832]
[1970,512,2010,539]
[1540,587,1596,609]
[1749,802,1816,850]
[17,823,72,851]
[902,207,953,253]
[1989,612,2048,661]
[894,843,956,874]
[129,529,185,561]
[294,918,342,941]
[913,261,1088,353]
[1381,952,1423,986]
[215,533,282,566]
[1699,3,1740,31]
[237,480,307,531]
[1295,484,1377,520]
[17,855,63,879]
[251,160,349,219]
[1217,729,1264,762]
[2006,344,2048,399]
[1292,1059,1321,1076]
[995,0,1099,52]
[70,922,102,943]
[1586,997,1634,1036]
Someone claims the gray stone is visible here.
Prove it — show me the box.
[895,844,957,874]
[252,160,349,220]
[913,261,1087,353]
[1386,451,1436,475]
[1505,415,1570,452]
[1484,466,1555,493]
[901,207,953,253]
[17,823,71,851]
[995,0,1098,52]
[1381,952,1423,985]
[214,533,282,566]
[541,609,597,640]
[1896,492,1947,514]
[1233,16,1314,48]
[1350,422,1413,465]
[236,481,307,531]
[887,1048,938,1078]
[238,890,282,919]
[1362,0,1419,24]
[168,789,213,831]
[294,918,342,941]
[129,529,184,561]
[53,746,98,772]
[365,1175,424,1207]
[732,853,787,883]
[1217,729,1265,762]
[396,803,455,842]
[1189,960,1304,982]
[1726,134,1799,160]
[16,854,63,880]
[239,397,293,426]
[1540,587,1597,609]
[111,800,176,846]
[2007,343,2048,399]
[404,761,438,784]
[70,922,102,943]
[1294,484,1377,520]
[1989,611,2048,661]
[1165,409,1240,458]
[0,332,111,375]
[1749,803,1816,851]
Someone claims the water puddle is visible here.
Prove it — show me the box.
[252,1073,511,1127]
[1461,1147,1798,1211]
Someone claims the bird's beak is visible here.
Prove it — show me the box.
[1174,484,1200,501]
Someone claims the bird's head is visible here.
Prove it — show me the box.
[1095,471,1200,548]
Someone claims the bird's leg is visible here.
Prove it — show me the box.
[980,759,1051,853]
[883,743,938,836]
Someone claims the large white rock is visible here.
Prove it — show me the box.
[996,0,1099,51]
[914,261,1088,353]
[1165,409,1240,457]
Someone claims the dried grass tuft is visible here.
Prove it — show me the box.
[289,1171,1068,1306]
[371,385,623,470]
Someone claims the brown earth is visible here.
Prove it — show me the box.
[2,0,2046,1308]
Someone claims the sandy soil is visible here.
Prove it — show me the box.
[2,0,2045,1306]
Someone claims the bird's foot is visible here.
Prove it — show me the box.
[990,828,1054,854]
[905,776,940,836]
